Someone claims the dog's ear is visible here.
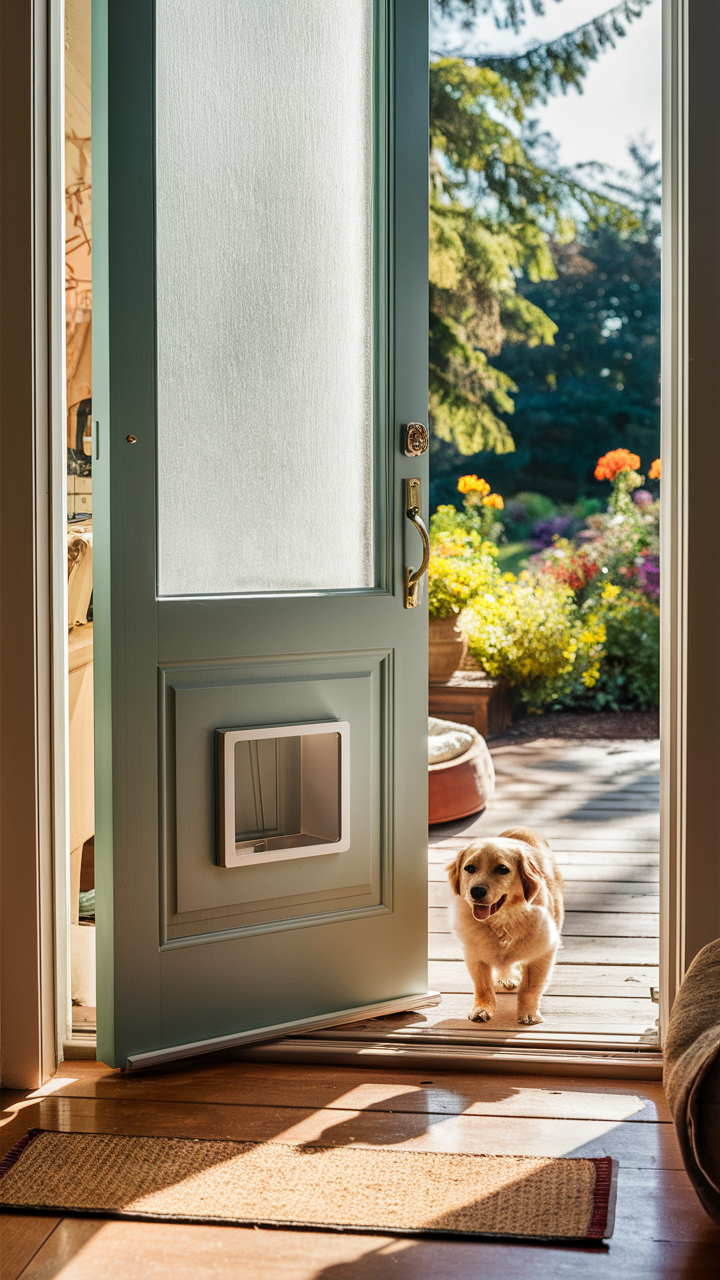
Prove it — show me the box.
[517,845,542,903]
[446,849,466,896]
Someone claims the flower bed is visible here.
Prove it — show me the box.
[428,454,660,713]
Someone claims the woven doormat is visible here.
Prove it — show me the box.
[0,1131,616,1242]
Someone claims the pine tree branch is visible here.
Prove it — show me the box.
[433,1,547,34]
[433,0,654,103]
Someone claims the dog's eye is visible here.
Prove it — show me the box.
[495,865,510,875]
[464,864,476,874]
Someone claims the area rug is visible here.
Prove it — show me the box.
[0,1131,616,1242]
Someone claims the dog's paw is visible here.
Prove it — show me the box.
[497,978,518,990]
[517,1012,544,1025]
[469,1007,493,1023]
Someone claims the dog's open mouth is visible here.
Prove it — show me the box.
[472,894,507,922]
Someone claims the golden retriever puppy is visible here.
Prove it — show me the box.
[446,827,564,1025]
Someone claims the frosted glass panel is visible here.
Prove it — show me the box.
[155,0,374,596]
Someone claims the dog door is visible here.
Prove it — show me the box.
[217,721,350,867]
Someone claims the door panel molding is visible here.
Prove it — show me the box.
[159,651,394,944]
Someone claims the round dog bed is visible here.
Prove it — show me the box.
[428,717,495,825]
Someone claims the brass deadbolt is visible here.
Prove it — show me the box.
[402,422,429,457]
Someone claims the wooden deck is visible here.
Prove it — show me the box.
[320,737,660,1052]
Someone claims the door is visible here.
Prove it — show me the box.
[92,0,431,1069]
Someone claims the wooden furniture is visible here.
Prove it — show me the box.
[429,670,513,740]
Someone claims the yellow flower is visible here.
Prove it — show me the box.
[458,475,490,496]
[601,583,621,602]
[482,493,504,510]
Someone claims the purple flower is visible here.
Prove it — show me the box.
[530,515,574,550]
[637,554,660,597]
[632,489,654,507]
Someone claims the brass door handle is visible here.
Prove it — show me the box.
[404,477,430,608]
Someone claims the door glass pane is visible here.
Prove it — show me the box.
[155,0,374,597]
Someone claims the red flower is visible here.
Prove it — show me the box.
[542,554,599,593]
[594,449,641,482]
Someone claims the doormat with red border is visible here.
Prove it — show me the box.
[0,1130,616,1243]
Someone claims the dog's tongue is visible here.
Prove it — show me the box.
[472,894,507,922]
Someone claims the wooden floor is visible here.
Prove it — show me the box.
[2,1058,719,1278]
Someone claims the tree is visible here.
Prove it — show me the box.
[431,143,661,507]
[429,0,653,456]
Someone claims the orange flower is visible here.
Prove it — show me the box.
[594,449,641,482]
[458,475,490,496]
[648,458,661,480]
[482,493,504,510]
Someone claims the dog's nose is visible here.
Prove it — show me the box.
[470,885,487,901]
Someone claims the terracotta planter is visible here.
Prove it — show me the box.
[429,614,467,683]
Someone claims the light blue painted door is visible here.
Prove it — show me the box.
[93,0,429,1068]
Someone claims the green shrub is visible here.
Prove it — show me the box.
[584,590,659,710]
[543,587,659,711]
[461,572,605,710]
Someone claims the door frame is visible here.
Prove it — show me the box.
[658,0,720,1039]
[0,0,715,1088]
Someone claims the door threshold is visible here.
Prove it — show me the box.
[234,1036,664,1080]
[63,1035,97,1061]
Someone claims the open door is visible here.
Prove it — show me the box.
[92,0,431,1069]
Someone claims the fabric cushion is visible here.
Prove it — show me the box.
[428,717,476,765]
[664,938,720,1226]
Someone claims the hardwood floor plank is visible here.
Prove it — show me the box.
[0,1215,61,1280]
[366,992,657,1033]
[430,840,661,853]
[428,861,659,882]
[429,932,660,964]
[427,908,660,937]
[17,1216,720,1280]
[0,1096,680,1168]
[428,960,658,998]
[39,1063,669,1122]
[561,894,660,912]
[427,883,659,909]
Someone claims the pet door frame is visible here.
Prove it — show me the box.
[217,721,350,867]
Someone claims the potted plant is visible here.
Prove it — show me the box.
[428,556,471,681]
[428,479,504,682]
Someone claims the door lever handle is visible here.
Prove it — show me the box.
[404,477,430,608]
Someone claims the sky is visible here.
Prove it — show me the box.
[431,0,661,177]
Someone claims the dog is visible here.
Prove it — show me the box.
[446,827,564,1025]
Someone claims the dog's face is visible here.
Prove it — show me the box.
[446,838,541,922]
